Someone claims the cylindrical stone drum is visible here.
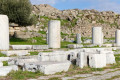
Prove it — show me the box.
[48,20,61,48]
[76,33,81,44]
[92,27,103,45]
[115,29,120,46]
[0,15,9,50]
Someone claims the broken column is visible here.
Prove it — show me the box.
[76,33,82,44]
[48,20,61,48]
[0,15,9,50]
[115,29,120,46]
[92,27,103,46]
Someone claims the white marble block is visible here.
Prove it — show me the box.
[0,65,18,76]
[76,52,86,68]
[89,54,106,68]
[23,61,71,74]
[1,50,30,56]
[38,51,67,62]
[106,53,116,64]
[11,45,32,50]
[0,15,9,50]
[48,20,61,48]
[92,27,103,46]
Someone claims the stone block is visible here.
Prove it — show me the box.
[11,45,32,50]
[106,53,116,64]
[1,50,30,56]
[0,57,9,62]
[89,54,106,68]
[76,52,85,68]
[38,51,67,62]
[0,65,18,76]
[23,61,71,74]
[33,45,48,50]
[68,44,83,49]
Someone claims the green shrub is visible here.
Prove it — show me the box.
[0,0,36,26]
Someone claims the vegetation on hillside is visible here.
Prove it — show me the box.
[0,0,37,26]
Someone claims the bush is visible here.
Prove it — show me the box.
[0,0,36,26]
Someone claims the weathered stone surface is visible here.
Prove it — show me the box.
[76,33,82,44]
[8,55,38,66]
[48,20,61,48]
[23,61,71,74]
[38,51,67,62]
[15,59,39,66]
[0,57,9,62]
[68,44,83,49]
[11,45,32,50]
[89,54,106,68]
[92,27,103,46]
[0,15,9,50]
[0,65,18,76]
[106,53,116,64]
[1,50,30,56]
[32,45,48,50]
[76,52,86,68]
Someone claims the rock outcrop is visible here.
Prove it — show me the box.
[10,4,120,39]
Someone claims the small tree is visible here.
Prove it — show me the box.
[0,0,36,26]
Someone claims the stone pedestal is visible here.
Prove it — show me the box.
[0,15,9,50]
[76,33,81,44]
[115,29,120,46]
[48,20,61,48]
[92,27,103,46]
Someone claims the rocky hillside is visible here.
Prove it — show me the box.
[10,4,120,40]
